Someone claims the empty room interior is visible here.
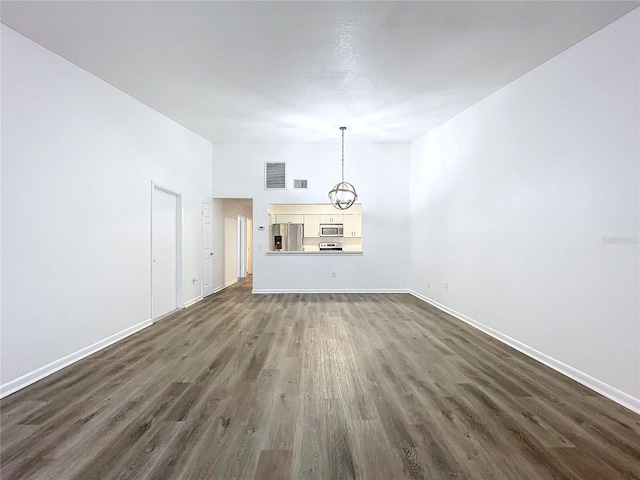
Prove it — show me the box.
[1,1,639,479]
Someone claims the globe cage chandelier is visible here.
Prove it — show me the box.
[328,127,358,210]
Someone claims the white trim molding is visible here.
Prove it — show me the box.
[0,319,152,399]
[409,290,640,415]
[184,295,204,308]
[212,279,238,294]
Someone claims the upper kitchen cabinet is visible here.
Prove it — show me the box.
[343,214,362,238]
[319,214,342,224]
[303,214,320,238]
[274,214,304,224]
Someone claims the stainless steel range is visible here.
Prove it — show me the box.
[319,242,343,251]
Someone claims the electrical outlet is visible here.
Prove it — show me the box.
[428,281,431,289]
[444,282,449,291]
[332,271,337,278]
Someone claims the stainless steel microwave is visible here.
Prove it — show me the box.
[320,224,344,237]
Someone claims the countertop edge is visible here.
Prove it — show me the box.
[265,251,364,256]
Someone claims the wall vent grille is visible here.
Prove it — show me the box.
[265,162,286,189]
[293,179,308,189]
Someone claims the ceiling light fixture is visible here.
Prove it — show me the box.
[328,126,358,210]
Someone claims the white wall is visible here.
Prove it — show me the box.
[1,26,213,393]
[409,10,640,410]
[213,143,410,292]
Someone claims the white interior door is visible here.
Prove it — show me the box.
[152,187,178,319]
[202,202,214,297]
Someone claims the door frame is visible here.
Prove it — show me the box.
[237,215,246,279]
[245,217,253,276]
[150,181,183,322]
[202,201,214,297]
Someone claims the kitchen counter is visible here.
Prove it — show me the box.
[266,250,363,256]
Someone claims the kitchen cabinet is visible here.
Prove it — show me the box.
[319,214,342,224]
[303,214,320,238]
[342,214,362,237]
[274,214,304,224]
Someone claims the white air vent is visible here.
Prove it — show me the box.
[265,162,286,189]
[293,179,308,189]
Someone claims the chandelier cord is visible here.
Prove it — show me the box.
[341,126,346,182]
[329,126,357,210]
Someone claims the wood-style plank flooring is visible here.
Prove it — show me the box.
[1,278,639,479]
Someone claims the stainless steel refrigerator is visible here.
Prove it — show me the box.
[272,223,304,251]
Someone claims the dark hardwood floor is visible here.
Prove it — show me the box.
[1,278,639,479]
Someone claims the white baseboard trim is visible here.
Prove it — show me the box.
[184,295,203,308]
[0,319,153,399]
[211,279,238,294]
[409,290,640,415]
[252,288,410,294]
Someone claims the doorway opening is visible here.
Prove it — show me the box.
[218,198,253,289]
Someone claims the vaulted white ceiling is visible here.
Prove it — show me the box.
[2,1,637,143]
